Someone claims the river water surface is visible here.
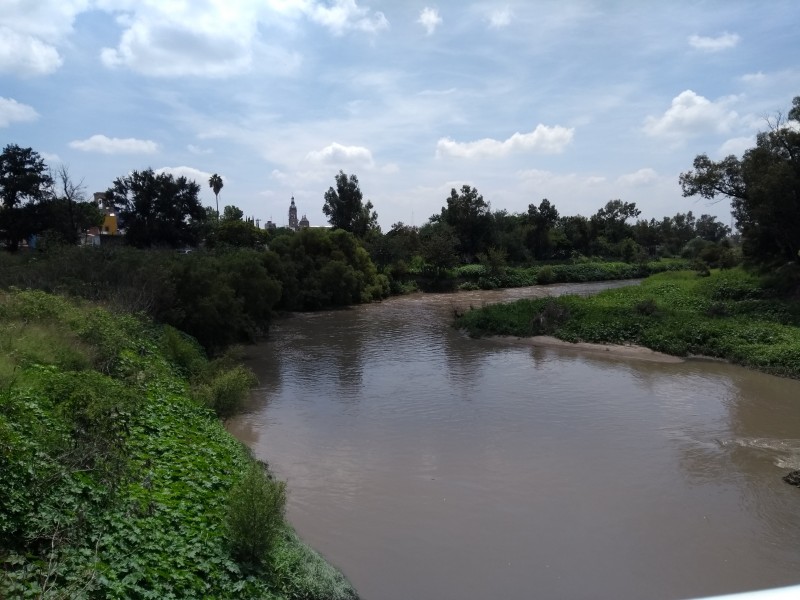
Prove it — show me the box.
[227,282,800,600]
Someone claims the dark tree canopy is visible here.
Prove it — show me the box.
[439,184,493,260]
[680,95,800,266]
[107,168,207,248]
[0,144,54,251]
[322,171,378,237]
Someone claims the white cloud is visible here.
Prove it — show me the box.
[489,7,512,28]
[100,5,258,78]
[418,7,442,35]
[688,32,740,52]
[617,168,658,187]
[0,28,63,76]
[187,144,212,155]
[155,166,215,185]
[0,1,88,76]
[718,136,754,157]
[307,0,388,35]
[98,1,378,77]
[436,124,574,159]
[740,71,766,84]
[643,90,739,140]
[0,97,39,127]
[40,152,61,163]
[69,134,159,154]
[306,142,374,167]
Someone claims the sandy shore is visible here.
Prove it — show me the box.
[488,335,685,363]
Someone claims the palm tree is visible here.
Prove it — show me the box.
[208,173,223,219]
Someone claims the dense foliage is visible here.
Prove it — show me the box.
[0,146,101,251]
[106,169,208,248]
[0,289,358,599]
[680,95,800,270]
[0,227,390,353]
[456,269,800,378]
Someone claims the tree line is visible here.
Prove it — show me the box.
[0,94,797,349]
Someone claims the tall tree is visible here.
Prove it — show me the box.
[322,171,378,237]
[439,184,493,260]
[107,168,207,248]
[591,199,641,244]
[680,96,800,267]
[209,173,223,219]
[526,198,559,259]
[0,144,54,251]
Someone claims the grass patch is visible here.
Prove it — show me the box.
[456,268,800,379]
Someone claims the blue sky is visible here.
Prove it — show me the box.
[2,0,798,230]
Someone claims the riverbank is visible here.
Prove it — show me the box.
[0,290,357,599]
[491,335,685,363]
[456,269,800,379]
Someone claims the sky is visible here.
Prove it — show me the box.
[1,0,799,231]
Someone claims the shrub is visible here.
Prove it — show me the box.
[536,266,555,284]
[634,298,658,316]
[160,325,207,377]
[531,299,570,334]
[193,365,257,420]
[227,463,286,566]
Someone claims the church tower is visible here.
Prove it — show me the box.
[288,196,298,230]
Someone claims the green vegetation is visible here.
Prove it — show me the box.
[0,289,357,599]
[456,269,800,379]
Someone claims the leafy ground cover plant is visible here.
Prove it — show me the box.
[456,268,800,379]
[0,289,358,599]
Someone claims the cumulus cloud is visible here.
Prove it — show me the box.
[155,166,215,184]
[617,168,658,186]
[0,28,63,76]
[643,90,739,140]
[436,124,574,159]
[99,1,381,77]
[719,136,754,157]
[0,0,91,76]
[307,0,389,35]
[418,7,442,35]
[489,7,512,28]
[100,4,258,78]
[306,142,374,167]
[0,97,39,127]
[69,134,159,154]
[688,32,740,52]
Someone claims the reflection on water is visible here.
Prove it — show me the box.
[229,282,800,600]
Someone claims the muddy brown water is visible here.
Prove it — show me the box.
[227,281,800,600]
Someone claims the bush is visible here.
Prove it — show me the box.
[227,463,286,566]
[536,266,555,284]
[193,364,257,420]
[634,298,658,316]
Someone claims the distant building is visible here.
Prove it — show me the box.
[84,193,120,244]
[288,196,299,230]
[299,214,309,229]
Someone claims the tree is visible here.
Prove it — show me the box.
[0,144,54,251]
[439,184,493,260]
[591,199,641,244]
[209,173,223,219]
[107,168,207,248]
[322,171,378,237]
[526,198,559,259]
[680,96,800,267]
[221,205,244,222]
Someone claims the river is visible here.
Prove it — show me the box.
[227,281,800,600]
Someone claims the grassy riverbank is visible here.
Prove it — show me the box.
[0,290,357,599]
[456,269,800,378]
